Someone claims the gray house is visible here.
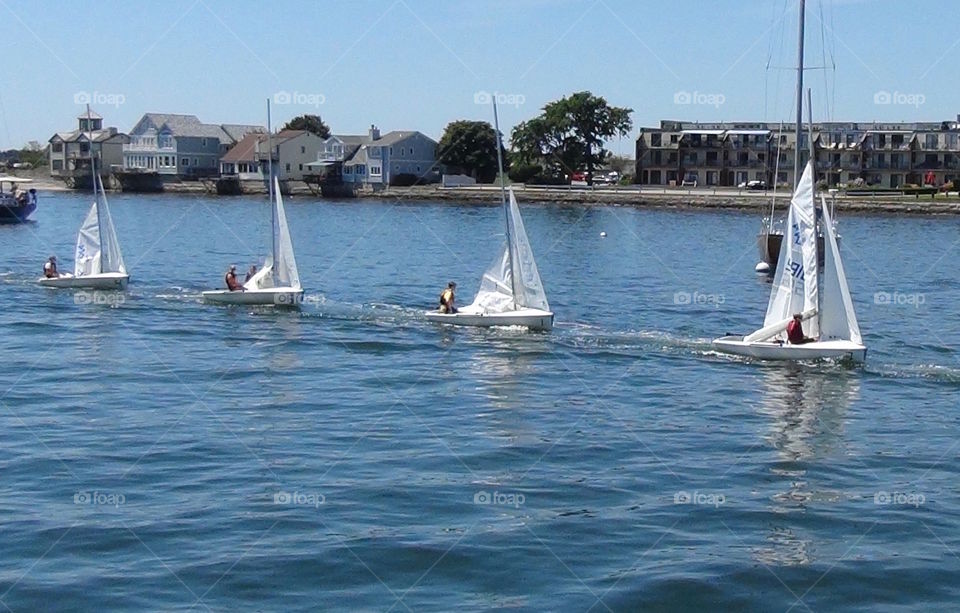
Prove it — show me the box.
[122,113,262,178]
[49,110,129,185]
[340,126,440,187]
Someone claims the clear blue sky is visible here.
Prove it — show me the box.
[1,0,956,151]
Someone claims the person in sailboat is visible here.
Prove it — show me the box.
[225,265,243,291]
[43,256,60,279]
[786,314,814,345]
[244,265,257,283]
[438,281,457,314]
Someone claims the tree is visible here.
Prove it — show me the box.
[436,120,505,183]
[511,91,632,183]
[282,114,330,139]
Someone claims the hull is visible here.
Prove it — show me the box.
[0,201,37,224]
[202,287,303,306]
[425,308,554,331]
[37,273,129,290]
[757,230,828,268]
[712,335,866,363]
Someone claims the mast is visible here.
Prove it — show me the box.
[806,87,820,317]
[267,98,278,284]
[491,97,518,304]
[793,0,806,189]
[87,104,105,274]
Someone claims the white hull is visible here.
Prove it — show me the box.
[37,272,129,290]
[202,287,303,306]
[712,335,866,363]
[425,308,553,331]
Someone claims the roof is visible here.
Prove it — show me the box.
[221,124,265,143]
[132,113,227,140]
[725,129,770,135]
[680,129,725,136]
[220,133,266,163]
[77,109,103,120]
[342,130,437,165]
[49,129,125,144]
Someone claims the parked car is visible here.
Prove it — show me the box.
[737,179,767,190]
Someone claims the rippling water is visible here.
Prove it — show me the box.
[1,191,958,611]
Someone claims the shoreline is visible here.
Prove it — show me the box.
[27,177,960,216]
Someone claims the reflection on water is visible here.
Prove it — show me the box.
[753,365,861,567]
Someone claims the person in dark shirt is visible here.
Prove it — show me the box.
[786,313,814,344]
[438,282,457,314]
[225,265,243,291]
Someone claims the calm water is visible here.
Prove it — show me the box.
[1,190,958,611]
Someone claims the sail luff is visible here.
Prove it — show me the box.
[818,195,861,343]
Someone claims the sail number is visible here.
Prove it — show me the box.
[785,259,804,281]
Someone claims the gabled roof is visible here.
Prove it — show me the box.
[220,133,267,163]
[131,113,227,140]
[342,130,437,166]
[221,123,265,143]
[49,129,126,144]
[77,109,103,120]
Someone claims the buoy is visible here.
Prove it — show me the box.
[755,262,771,274]
[600,231,607,238]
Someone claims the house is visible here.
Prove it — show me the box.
[220,130,327,181]
[342,126,440,187]
[122,113,262,179]
[48,109,129,183]
[635,117,960,189]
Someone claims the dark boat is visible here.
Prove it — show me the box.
[0,176,38,223]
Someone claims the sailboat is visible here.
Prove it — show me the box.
[425,100,553,331]
[203,100,302,306]
[38,113,129,290]
[712,159,865,362]
[202,175,302,306]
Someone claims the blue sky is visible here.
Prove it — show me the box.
[0,0,956,151]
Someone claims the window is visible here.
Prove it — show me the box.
[194,158,199,166]
[201,138,207,147]
[370,146,381,158]
[52,143,63,153]
[409,147,414,156]
[52,160,63,170]
[651,133,661,147]
[286,163,291,171]
[344,166,352,175]
[926,134,939,149]
[370,165,381,176]
[301,146,306,154]
[182,158,189,166]
[299,164,303,171]
[400,147,405,155]
[357,165,365,175]
[80,143,90,153]
[670,135,679,144]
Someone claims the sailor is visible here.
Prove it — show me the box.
[438,281,457,314]
[786,313,813,344]
[225,265,243,291]
[43,256,59,278]
[244,265,257,283]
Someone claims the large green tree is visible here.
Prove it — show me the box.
[511,91,632,183]
[282,114,331,139]
[437,120,504,183]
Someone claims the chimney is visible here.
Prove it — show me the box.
[369,124,380,141]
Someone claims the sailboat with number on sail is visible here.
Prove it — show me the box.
[712,159,865,362]
[425,99,553,331]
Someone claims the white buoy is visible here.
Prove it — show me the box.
[600,231,607,238]
[755,262,771,274]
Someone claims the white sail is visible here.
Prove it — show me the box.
[273,177,300,289]
[96,174,126,274]
[468,188,548,314]
[761,161,819,339]
[818,196,861,343]
[74,201,101,277]
[506,188,549,311]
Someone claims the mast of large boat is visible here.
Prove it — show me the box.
[492,97,518,304]
[267,98,278,285]
[793,0,806,189]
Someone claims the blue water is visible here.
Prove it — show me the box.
[1,191,958,611]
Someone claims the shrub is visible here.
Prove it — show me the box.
[507,163,541,184]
